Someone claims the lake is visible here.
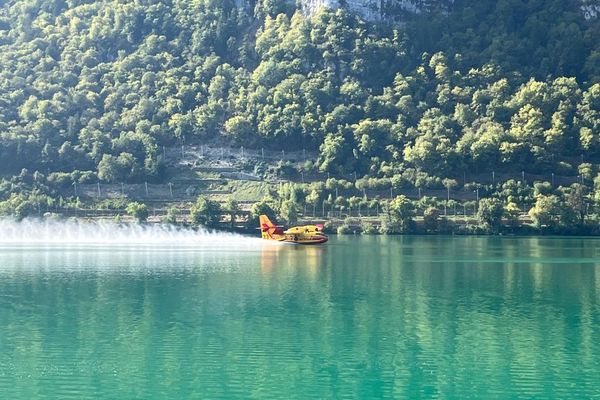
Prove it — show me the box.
[1,235,599,399]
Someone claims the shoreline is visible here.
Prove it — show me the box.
[1,216,598,237]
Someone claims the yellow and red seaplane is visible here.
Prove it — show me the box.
[259,215,328,245]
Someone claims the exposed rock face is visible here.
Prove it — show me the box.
[299,0,442,20]
[235,0,598,21]
[581,1,600,20]
[297,0,597,21]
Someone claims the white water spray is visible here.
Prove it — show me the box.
[0,218,262,248]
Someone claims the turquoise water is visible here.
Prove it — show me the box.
[1,236,599,399]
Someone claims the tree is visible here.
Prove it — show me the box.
[0,193,37,219]
[457,121,504,168]
[126,202,149,223]
[360,219,377,234]
[165,206,179,224]
[423,207,440,233]
[348,196,362,215]
[504,202,521,228]
[577,84,600,154]
[97,153,141,183]
[305,189,322,215]
[279,199,298,225]
[578,163,594,183]
[0,0,596,235]
[224,116,254,141]
[379,217,393,235]
[508,105,545,164]
[563,184,587,226]
[388,195,415,233]
[97,155,120,183]
[476,198,504,232]
[442,178,458,201]
[224,198,241,228]
[318,132,354,174]
[246,198,278,229]
[403,109,458,175]
[191,196,222,227]
[353,119,392,157]
[529,195,560,230]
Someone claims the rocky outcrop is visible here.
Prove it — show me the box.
[298,0,446,20]
[581,1,600,19]
[298,0,597,21]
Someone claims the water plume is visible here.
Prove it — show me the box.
[0,218,262,249]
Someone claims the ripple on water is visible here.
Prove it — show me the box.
[1,236,600,398]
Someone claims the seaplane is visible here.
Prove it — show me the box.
[258,215,328,245]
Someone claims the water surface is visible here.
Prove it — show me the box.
[1,236,599,399]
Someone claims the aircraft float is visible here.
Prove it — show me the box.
[259,215,328,245]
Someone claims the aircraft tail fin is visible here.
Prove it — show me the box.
[259,215,275,231]
[259,215,283,239]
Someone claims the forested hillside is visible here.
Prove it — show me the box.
[0,0,599,232]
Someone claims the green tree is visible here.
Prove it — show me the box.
[423,207,440,233]
[279,199,298,225]
[442,178,458,201]
[529,195,560,230]
[577,84,600,154]
[476,198,504,232]
[224,198,241,228]
[97,155,120,183]
[563,184,587,227]
[360,220,377,235]
[224,116,254,141]
[165,206,179,224]
[0,0,596,236]
[246,198,278,229]
[379,218,393,235]
[126,202,149,223]
[388,195,415,233]
[191,196,222,227]
[504,202,521,228]
[318,132,354,174]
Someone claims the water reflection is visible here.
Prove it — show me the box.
[0,237,599,398]
[260,244,325,276]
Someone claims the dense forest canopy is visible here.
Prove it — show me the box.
[0,0,598,201]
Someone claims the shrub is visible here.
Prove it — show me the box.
[360,220,377,235]
[165,206,180,224]
[337,224,352,234]
[126,202,149,223]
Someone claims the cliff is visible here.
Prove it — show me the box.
[297,0,598,21]
[298,0,450,20]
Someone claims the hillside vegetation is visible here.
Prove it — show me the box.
[0,0,599,234]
